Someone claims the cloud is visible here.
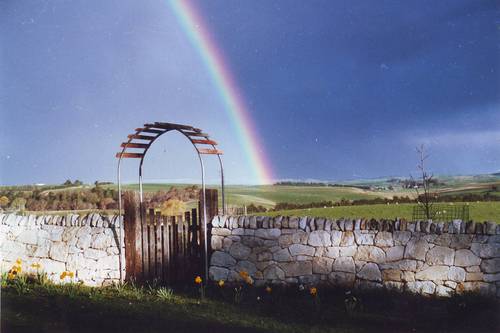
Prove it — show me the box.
[409,130,500,148]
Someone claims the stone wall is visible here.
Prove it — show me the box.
[0,213,124,286]
[209,216,500,298]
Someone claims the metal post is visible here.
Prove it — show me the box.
[197,153,208,283]
[216,154,225,215]
[117,156,124,283]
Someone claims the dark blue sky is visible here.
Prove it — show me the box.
[1,0,499,185]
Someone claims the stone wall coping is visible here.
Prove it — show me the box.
[212,215,500,235]
[0,213,122,228]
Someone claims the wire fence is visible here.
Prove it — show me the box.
[412,204,469,222]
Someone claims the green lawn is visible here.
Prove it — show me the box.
[264,202,500,222]
[2,279,498,333]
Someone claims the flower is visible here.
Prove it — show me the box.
[310,287,317,296]
[15,258,22,265]
[31,263,41,269]
[68,271,75,278]
[60,272,67,280]
[218,279,225,287]
[239,271,249,279]
[194,276,202,284]
[265,286,272,294]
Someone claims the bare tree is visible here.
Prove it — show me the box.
[411,144,435,220]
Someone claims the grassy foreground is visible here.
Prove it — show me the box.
[265,202,500,222]
[1,279,499,333]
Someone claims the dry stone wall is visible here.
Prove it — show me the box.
[0,213,124,286]
[209,216,500,298]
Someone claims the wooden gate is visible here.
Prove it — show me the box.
[123,189,218,284]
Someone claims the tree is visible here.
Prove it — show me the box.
[63,179,72,186]
[0,196,9,208]
[411,144,435,219]
[10,197,27,211]
[160,199,186,216]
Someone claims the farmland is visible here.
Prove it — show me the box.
[264,202,500,222]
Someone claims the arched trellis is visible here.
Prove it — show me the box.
[116,122,225,283]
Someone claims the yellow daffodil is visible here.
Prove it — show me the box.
[15,258,22,265]
[194,276,202,284]
[218,279,225,287]
[244,276,254,285]
[60,271,67,280]
[310,287,317,296]
[239,271,249,279]
[31,263,41,269]
[266,286,272,294]
[68,271,75,278]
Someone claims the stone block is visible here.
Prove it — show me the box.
[332,257,355,273]
[255,228,281,240]
[460,282,496,296]
[354,231,374,245]
[354,246,386,263]
[273,248,292,261]
[325,246,341,258]
[212,228,231,236]
[480,258,500,273]
[312,257,333,274]
[292,230,308,244]
[448,267,466,282]
[339,245,356,257]
[308,231,331,247]
[340,231,355,246]
[404,238,431,261]
[382,269,402,281]
[375,232,393,247]
[49,242,69,262]
[329,271,355,287]
[84,248,107,260]
[263,265,285,280]
[426,246,455,266]
[455,249,481,267]
[386,245,405,262]
[471,243,500,259]
[357,263,382,282]
[229,243,251,260]
[279,261,312,277]
[210,251,236,268]
[436,285,454,297]
[407,281,436,295]
[415,266,449,281]
[330,231,342,246]
[235,260,257,276]
[278,234,293,247]
[289,244,315,256]
[393,231,411,245]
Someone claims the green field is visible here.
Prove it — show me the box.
[265,202,500,222]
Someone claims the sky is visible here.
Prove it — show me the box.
[0,0,499,185]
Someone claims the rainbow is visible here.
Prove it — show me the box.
[169,0,274,184]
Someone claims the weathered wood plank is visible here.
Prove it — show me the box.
[115,152,144,159]
[155,212,162,280]
[191,139,218,145]
[197,148,223,155]
[127,134,156,140]
[121,142,149,149]
[148,209,155,278]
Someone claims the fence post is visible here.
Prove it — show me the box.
[199,189,218,280]
[123,191,143,282]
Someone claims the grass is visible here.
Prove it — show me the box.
[2,278,499,333]
[265,202,500,222]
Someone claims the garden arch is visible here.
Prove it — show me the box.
[116,122,225,282]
